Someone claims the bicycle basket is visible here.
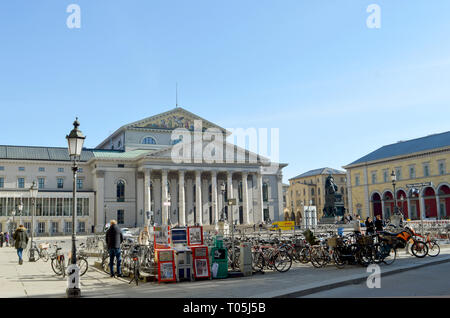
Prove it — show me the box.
[39,243,49,250]
[327,237,338,248]
[357,236,373,245]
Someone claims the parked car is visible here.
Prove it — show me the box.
[121,228,133,238]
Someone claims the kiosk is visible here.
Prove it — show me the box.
[171,227,193,282]
[209,236,228,279]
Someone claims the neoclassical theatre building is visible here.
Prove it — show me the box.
[0,108,286,235]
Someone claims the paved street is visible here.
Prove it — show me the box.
[1,237,450,298]
[303,261,450,298]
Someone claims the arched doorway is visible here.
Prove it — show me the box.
[382,191,394,219]
[396,190,408,219]
[296,211,302,225]
[409,189,421,220]
[438,185,450,219]
[284,211,290,221]
[371,193,382,218]
[423,187,437,219]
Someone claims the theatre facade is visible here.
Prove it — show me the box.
[0,107,286,235]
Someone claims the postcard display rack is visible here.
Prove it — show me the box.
[171,227,193,282]
[154,225,176,283]
[188,226,211,280]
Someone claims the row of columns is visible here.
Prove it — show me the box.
[143,169,265,226]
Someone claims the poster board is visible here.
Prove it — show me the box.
[187,226,203,246]
[192,246,211,279]
[154,225,171,249]
[157,249,176,283]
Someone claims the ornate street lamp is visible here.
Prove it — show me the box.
[391,170,400,216]
[66,117,85,298]
[28,181,38,261]
[220,182,226,221]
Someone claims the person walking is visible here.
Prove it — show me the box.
[105,220,123,277]
[5,232,9,247]
[375,215,384,232]
[365,217,375,235]
[13,225,29,265]
[0,232,4,247]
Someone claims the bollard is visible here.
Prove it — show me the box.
[239,242,252,276]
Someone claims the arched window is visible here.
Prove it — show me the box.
[142,137,156,145]
[117,180,125,202]
[311,188,315,196]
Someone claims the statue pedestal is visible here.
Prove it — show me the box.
[319,216,340,224]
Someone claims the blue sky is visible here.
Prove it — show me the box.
[1,0,449,183]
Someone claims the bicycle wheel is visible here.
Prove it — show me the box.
[357,246,373,267]
[61,258,66,278]
[299,247,310,264]
[133,260,140,286]
[372,243,383,264]
[310,247,325,268]
[51,258,63,275]
[333,249,346,269]
[428,241,440,257]
[102,257,116,275]
[251,252,264,272]
[378,243,396,265]
[273,250,292,273]
[411,241,428,258]
[77,258,89,276]
[41,249,49,262]
[121,255,132,277]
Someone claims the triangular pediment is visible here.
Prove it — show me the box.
[125,107,227,133]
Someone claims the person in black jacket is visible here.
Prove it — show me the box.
[105,220,124,277]
[374,215,384,232]
[365,217,375,235]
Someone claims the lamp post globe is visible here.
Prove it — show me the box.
[65,117,85,298]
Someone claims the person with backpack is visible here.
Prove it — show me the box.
[13,225,29,265]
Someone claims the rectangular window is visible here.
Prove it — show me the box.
[51,222,59,234]
[355,175,360,186]
[117,210,124,224]
[38,222,45,234]
[38,177,45,189]
[58,168,64,173]
[57,178,64,189]
[43,198,49,216]
[77,198,82,216]
[409,166,415,179]
[18,167,25,171]
[83,198,89,216]
[118,164,125,168]
[24,222,31,235]
[78,168,83,173]
[439,161,446,175]
[64,222,72,234]
[395,168,402,181]
[383,170,388,183]
[371,172,377,184]
[78,221,85,233]
[0,177,4,188]
[39,167,45,172]
[423,164,430,177]
[18,178,25,189]
[77,178,83,190]
[0,166,4,171]
[57,198,64,216]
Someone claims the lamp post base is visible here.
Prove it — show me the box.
[28,251,36,262]
[66,287,81,298]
